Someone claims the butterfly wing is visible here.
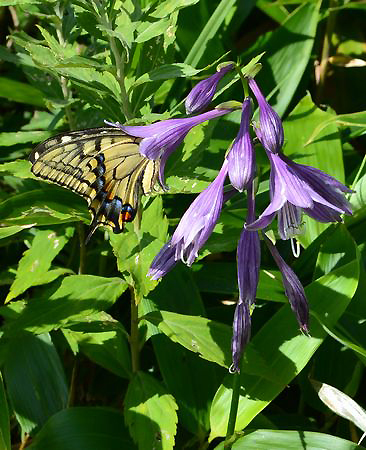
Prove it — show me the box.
[29,127,159,241]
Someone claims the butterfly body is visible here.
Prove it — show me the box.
[29,127,159,241]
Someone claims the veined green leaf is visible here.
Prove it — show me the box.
[3,333,68,434]
[6,228,74,302]
[125,371,178,449]
[4,275,128,336]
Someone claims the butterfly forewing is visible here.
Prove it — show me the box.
[30,127,159,240]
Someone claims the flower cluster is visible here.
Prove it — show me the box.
[109,63,352,373]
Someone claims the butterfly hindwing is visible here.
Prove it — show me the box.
[30,127,159,241]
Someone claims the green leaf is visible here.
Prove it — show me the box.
[209,230,359,440]
[125,371,178,449]
[64,311,132,379]
[184,0,238,67]
[215,429,362,450]
[304,110,366,146]
[0,132,52,147]
[0,77,45,107]
[4,275,128,336]
[145,310,269,376]
[192,262,287,302]
[110,197,168,298]
[312,379,366,433]
[0,372,11,450]
[0,224,35,240]
[151,0,200,19]
[0,0,53,4]
[0,160,37,180]
[6,228,73,302]
[249,1,321,116]
[132,63,200,90]
[135,16,172,43]
[0,188,89,227]
[153,334,218,436]
[283,93,346,246]
[3,333,68,434]
[28,407,135,450]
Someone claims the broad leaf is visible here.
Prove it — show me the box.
[3,333,68,434]
[28,407,135,450]
[125,371,178,449]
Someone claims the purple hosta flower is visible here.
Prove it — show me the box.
[185,63,234,114]
[107,108,231,188]
[248,77,284,153]
[231,186,260,373]
[246,151,352,239]
[264,235,309,332]
[148,160,228,280]
[227,98,256,192]
[231,302,251,373]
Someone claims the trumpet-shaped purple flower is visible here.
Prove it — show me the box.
[248,78,284,153]
[107,108,231,188]
[185,64,234,114]
[264,235,309,332]
[227,98,256,192]
[231,187,260,372]
[246,151,352,238]
[148,160,228,280]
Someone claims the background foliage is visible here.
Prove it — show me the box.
[0,0,365,448]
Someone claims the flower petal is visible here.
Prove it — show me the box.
[231,301,251,373]
[248,78,284,153]
[227,98,255,192]
[185,64,234,114]
[265,236,309,332]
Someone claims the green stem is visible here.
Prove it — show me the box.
[109,35,132,120]
[54,2,76,130]
[77,223,86,275]
[350,152,366,193]
[94,0,132,120]
[130,286,140,373]
[224,372,241,448]
[235,64,249,98]
[316,0,338,104]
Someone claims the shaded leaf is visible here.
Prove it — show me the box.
[3,333,68,434]
[6,228,73,302]
[28,407,135,450]
[4,275,128,336]
[125,371,178,449]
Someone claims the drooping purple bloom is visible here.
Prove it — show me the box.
[248,78,284,153]
[185,64,234,114]
[106,108,232,188]
[231,301,251,373]
[148,160,228,280]
[264,234,309,332]
[231,186,260,372]
[227,98,256,192]
[246,151,352,238]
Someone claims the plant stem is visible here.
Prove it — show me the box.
[54,2,76,130]
[224,372,241,448]
[108,35,133,120]
[77,223,86,275]
[130,286,140,373]
[94,0,132,120]
[235,64,249,98]
[316,0,338,104]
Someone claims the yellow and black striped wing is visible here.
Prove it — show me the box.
[29,127,159,241]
